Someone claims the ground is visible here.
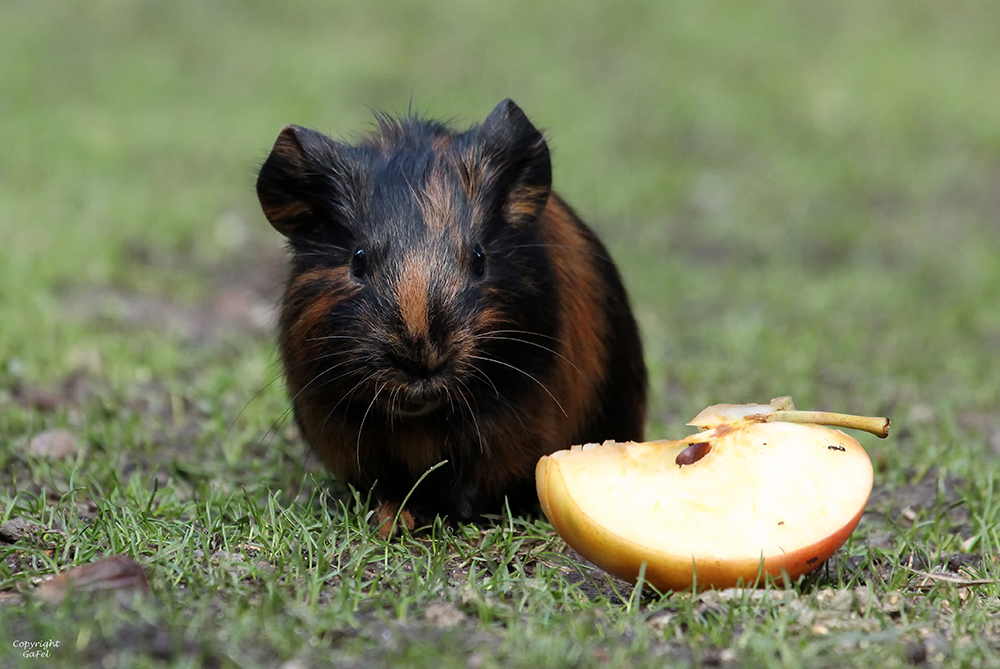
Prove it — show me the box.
[2,1,1000,667]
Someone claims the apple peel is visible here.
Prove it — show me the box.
[536,398,887,592]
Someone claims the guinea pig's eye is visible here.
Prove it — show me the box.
[350,248,368,278]
[470,244,486,278]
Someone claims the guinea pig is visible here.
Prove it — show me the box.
[256,99,646,536]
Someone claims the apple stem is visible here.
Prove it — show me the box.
[767,410,890,438]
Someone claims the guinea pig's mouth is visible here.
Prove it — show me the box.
[387,384,448,418]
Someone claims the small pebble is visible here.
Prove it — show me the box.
[0,517,52,545]
[26,429,79,459]
[35,556,148,604]
[424,601,465,628]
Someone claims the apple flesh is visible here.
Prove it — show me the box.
[536,399,884,592]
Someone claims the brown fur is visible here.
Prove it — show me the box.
[536,195,614,443]
[396,256,433,339]
[261,201,312,226]
[415,164,456,234]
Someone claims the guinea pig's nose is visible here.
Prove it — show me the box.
[391,345,447,380]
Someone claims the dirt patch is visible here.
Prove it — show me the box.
[7,370,110,413]
[832,467,989,589]
[866,467,971,542]
[60,239,287,344]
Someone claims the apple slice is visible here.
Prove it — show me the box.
[536,398,886,592]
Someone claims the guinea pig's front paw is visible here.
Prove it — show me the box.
[374,500,415,539]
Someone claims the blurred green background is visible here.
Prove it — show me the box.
[3,2,1000,665]
[2,0,999,456]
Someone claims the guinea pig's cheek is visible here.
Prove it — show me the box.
[470,303,508,335]
[443,326,477,365]
[285,269,362,339]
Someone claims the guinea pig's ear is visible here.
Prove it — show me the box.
[256,125,351,238]
[477,99,552,227]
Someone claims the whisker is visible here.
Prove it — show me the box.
[475,332,581,375]
[304,372,383,475]
[229,369,286,448]
[467,354,567,418]
[444,385,457,414]
[479,328,564,344]
[453,378,485,454]
[464,362,501,400]
[388,385,404,430]
[477,327,594,365]
[304,334,364,344]
[356,380,387,469]
[285,359,365,409]
[317,369,380,438]
[465,363,531,439]
[276,344,359,377]
[257,402,295,456]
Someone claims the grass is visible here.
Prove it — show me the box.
[2,0,1000,666]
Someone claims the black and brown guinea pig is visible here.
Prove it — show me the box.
[256,99,646,536]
